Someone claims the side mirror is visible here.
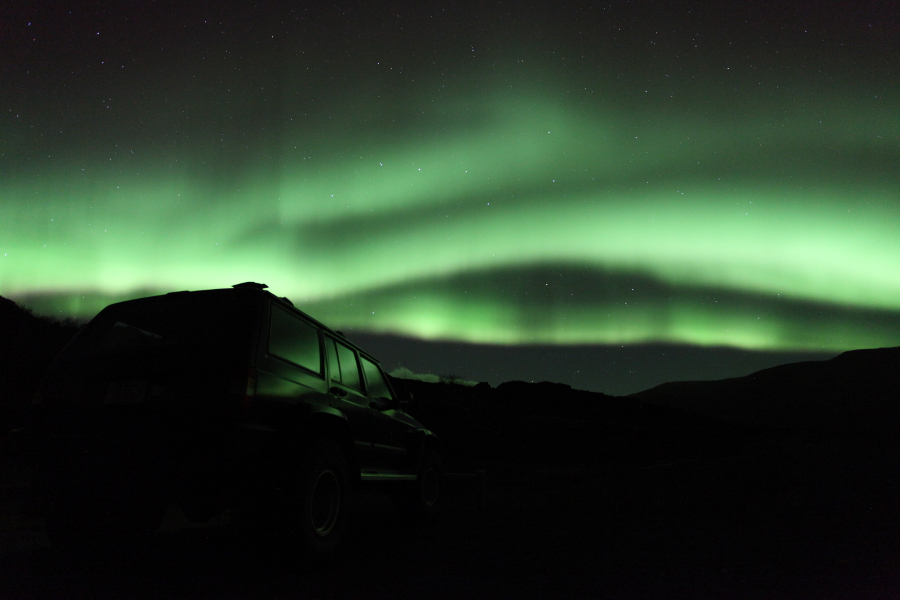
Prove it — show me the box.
[399,391,413,412]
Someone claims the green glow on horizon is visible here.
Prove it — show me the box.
[2,80,899,351]
[296,265,900,351]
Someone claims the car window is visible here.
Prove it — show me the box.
[361,357,393,401]
[268,305,322,375]
[329,338,362,392]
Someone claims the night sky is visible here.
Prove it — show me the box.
[2,1,898,395]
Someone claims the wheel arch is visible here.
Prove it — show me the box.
[293,410,359,480]
[415,429,442,471]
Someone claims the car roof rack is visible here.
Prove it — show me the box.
[232,282,268,290]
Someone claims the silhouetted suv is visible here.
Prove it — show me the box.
[33,282,441,556]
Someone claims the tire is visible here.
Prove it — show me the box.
[392,449,443,519]
[288,438,351,558]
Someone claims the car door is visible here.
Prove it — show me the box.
[323,335,375,469]
[360,355,415,473]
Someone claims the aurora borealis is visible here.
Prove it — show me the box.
[2,2,898,394]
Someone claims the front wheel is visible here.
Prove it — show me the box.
[393,450,443,519]
[289,439,351,558]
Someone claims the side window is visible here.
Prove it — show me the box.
[268,305,322,374]
[332,339,362,392]
[361,357,393,401]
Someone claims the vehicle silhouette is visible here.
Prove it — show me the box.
[32,282,441,556]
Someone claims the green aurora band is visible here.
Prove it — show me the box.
[2,81,899,352]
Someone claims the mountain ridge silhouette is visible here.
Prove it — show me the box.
[630,346,900,429]
[3,295,899,432]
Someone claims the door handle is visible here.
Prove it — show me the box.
[329,386,347,398]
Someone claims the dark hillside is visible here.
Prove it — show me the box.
[388,375,749,477]
[0,297,81,427]
[631,346,900,429]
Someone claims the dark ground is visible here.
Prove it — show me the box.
[3,424,899,599]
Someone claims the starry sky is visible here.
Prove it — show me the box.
[2,1,899,395]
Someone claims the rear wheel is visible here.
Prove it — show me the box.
[288,439,351,558]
